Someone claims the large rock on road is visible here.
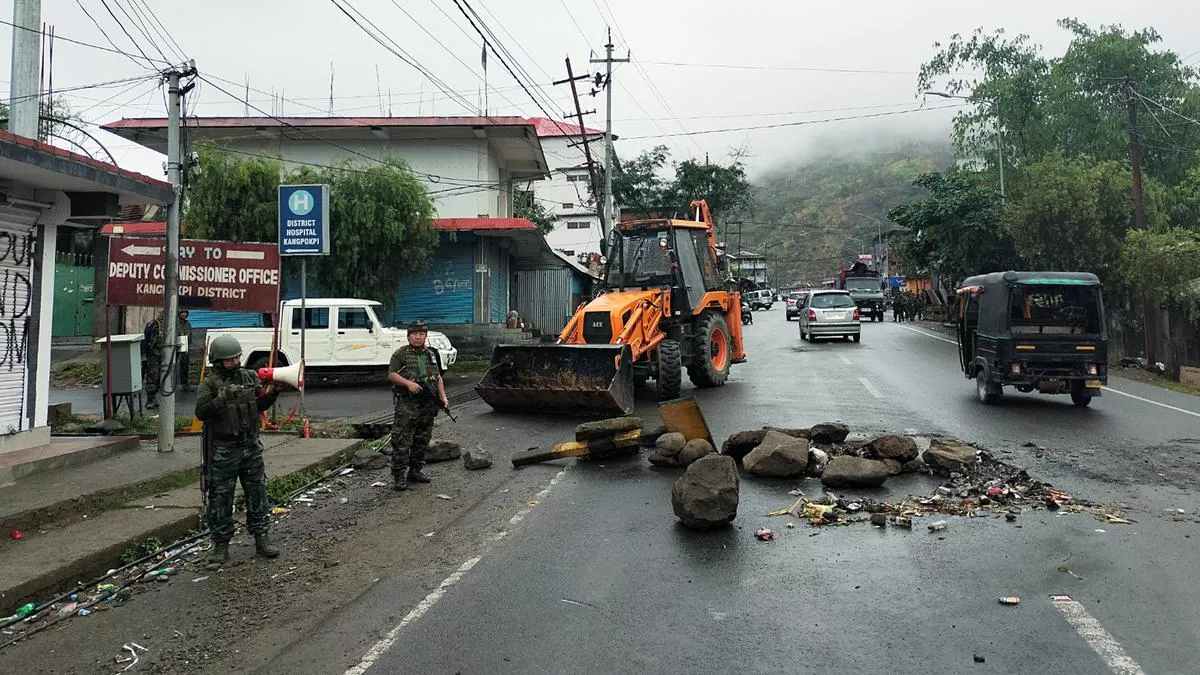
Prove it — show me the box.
[425,440,462,463]
[865,435,919,463]
[809,422,850,444]
[672,455,739,530]
[742,430,810,477]
[821,456,891,488]
[923,437,978,473]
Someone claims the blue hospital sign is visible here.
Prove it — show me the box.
[278,184,330,256]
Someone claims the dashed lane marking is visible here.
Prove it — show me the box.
[892,323,1200,419]
[858,377,883,399]
[343,468,569,674]
[1051,595,1146,675]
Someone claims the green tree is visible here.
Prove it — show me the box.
[613,144,669,213]
[918,20,1200,184]
[887,169,1019,286]
[1121,228,1200,315]
[185,145,283,242]
[667,154,752,223]
[1003,151,1159,277]
[185,148,437,307]
[513,188,554,234]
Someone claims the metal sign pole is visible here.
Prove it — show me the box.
[299,256,306,415]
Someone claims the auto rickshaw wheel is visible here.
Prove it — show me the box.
[976,370,1001,404]
[1070,382,1093,407]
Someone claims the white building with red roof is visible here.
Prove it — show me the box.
[523,117,607,259]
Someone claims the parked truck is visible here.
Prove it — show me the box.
[835,262,886,322]
[204,298,458,375]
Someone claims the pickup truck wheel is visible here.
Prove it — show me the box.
[656,339,683,401]
[687,312,731,388]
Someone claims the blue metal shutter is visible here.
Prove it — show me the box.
[488,245,508,323]
[187,310,263,328]
[394,236,475,325]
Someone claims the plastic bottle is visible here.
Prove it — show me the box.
[927,520,948,532]
[998,596,1021,605]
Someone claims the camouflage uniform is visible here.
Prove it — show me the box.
[142,316,164,407]
[176,314,193,391]
[195,365,278,548]
[389,343,443,489]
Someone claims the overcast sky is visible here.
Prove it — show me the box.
[4,0,1199,181]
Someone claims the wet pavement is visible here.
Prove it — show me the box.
[271,311,1200,674]
[19,311,1200,673]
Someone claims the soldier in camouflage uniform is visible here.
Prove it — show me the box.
[195,335,280,569]
[142,313,165,409]
[387,320,449,491]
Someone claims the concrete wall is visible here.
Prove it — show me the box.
[224,136,509,219]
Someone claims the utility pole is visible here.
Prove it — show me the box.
[591,28,628,242]
[8,0,41,139]
[554,57,601,248]
[157,62,196,454]
[1124,78,1156,368]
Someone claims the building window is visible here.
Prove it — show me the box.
[562,202,575,209]
[565,173,590,182]
[565,221,590,230]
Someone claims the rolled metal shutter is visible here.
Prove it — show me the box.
[0,223,35,434]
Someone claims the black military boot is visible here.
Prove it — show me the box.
[255,534,280,558]
[206,543,229,570]
[408,468,431,484]
[392,474,408,491]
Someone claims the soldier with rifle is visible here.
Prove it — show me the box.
[196,335,280,569]
[387,320,451,492]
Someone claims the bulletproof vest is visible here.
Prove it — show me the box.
[392,346,439,398]
[207,368,260,439]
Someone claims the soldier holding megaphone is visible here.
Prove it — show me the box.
[195,335,281,570]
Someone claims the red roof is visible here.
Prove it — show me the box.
[434,217,537,232]
[100,221,169,236]
[0,128,171,191]
[526,117,605,138]
[102,116,533,131]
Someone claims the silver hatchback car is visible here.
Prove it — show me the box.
[798,290,861,343]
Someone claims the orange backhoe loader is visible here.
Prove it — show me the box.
[476,200,746,415]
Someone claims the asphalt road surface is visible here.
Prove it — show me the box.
[16,309,1200,673]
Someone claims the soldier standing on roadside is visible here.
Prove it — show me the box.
[195,335,280,569]
[142,312,165,409]
[176,309,194,392]
[387,320,449,491]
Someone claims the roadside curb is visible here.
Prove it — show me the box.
[0,437,365,614]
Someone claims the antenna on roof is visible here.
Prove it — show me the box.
[375,65,383,117]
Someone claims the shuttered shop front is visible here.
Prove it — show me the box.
[512,267,575,335]
[0,219,35,433]
[394,237,475,325]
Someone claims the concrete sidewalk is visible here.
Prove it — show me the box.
[0,434,363,613]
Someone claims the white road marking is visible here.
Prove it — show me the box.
[1098,386,1200,419]
[344,468,568,674]
[893,323,1200,419]
[1051,595,1146,675]
[858,377,883,399]
[837,354,853,366]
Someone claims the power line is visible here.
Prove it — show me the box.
[613,101,920,123]
[2,73,159,105]
[620,103,966,139]
[69,1,162,69]
[97,0,159,68]
[1131,88,1200,128]
[129,0,187,62]
[108,0,170,64]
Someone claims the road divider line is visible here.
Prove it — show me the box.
[837,354,853,366]
[1099,386,1200,419]
[1051,595,1146,675]
[858,377,883,399]
[344,467,569,674]
[894,323,1200,419]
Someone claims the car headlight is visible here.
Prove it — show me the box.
[427,335,450,350]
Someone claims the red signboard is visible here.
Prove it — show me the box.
[107,237,280,312]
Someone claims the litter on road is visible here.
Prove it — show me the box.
[998,597,1021,605]
[755,527,775,541]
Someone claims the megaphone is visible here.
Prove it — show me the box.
[257,361,304,390]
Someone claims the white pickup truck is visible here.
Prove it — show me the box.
[204,298,458,374]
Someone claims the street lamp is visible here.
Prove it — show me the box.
[926,90,1004,198]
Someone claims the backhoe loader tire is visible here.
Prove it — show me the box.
[687,312,731,388]
[656,339,683,401]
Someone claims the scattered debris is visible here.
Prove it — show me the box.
[423,531,436,537]
[463,447,495,470]
[870,513,888,527]
[974,654,986,663]
[893,516,913,528]
[998,596,1021,605]
[928,520,948,532]
[786,522,795,529]
[426,440,463,463]
[191,576,209,583]
[1006,512,1018,522]
[1057,566,1083,580]
[436,494,452,500]
[370,481,388,488]
[677,438,716,467]
[755,527,775,542]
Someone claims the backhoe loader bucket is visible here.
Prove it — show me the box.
[475,344,634,416]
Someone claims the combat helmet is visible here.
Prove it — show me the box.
[208,335,243,363]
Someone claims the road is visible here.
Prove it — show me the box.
[11,310,1200,673]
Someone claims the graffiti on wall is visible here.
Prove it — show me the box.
[0,230,33,371]
[431,261,473,295]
